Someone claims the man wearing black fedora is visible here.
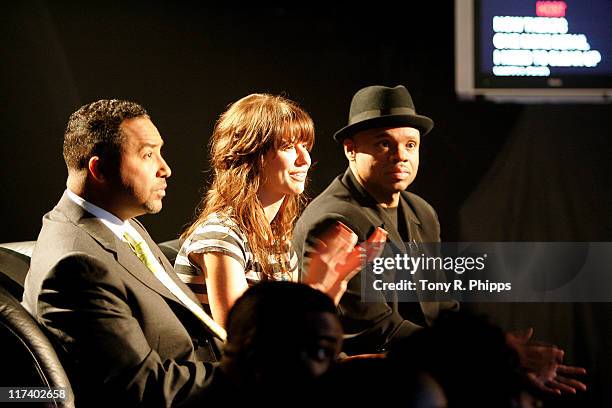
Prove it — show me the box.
[293,85,588,396]
[293,84,458,355]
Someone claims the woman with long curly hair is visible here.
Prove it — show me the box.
[175,93,361,327]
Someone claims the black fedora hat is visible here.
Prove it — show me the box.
[333,85,434,143]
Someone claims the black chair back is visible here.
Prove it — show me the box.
[0,285,75,407]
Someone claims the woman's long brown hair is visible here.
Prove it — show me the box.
[182,93,314,277]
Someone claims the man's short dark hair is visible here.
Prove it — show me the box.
[63,99,148,171]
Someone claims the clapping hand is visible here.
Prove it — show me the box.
[304,223,387,304]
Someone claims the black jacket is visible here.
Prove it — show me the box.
[293,168,458,354]
[22,192,219,407]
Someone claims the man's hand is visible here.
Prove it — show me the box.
[506,328,587,395]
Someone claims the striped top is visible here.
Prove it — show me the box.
[174,212,299,305]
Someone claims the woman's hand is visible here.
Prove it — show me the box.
[304,222,387,304]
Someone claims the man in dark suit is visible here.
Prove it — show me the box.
[22,100,222,407]
[293,85,458,355]
[293,85,587,395]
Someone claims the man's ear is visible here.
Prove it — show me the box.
[87,156,106,182]
[343,138,356,161]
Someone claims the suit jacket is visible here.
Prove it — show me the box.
[293,168,458,354]
[22,192,219,407]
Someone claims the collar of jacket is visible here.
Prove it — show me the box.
[341,167,421,226]
[54,191,190,305]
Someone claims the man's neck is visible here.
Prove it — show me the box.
[374,193,400,208]
[349,167,400,208]
[67,178,130,221]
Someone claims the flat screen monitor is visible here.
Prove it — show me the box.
[455,0,612,102]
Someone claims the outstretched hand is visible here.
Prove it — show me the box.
[304,223,387,304]
[506,328,587,395]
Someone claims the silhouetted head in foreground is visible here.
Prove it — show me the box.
[386,310,525,407]
[221,281,343,391]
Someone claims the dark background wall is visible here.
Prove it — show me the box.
[0,1,527,243]
[1,2,611,406]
